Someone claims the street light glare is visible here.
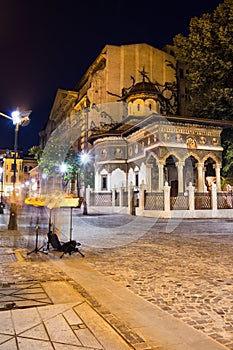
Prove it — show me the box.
[11,110,21,125]
[60,162,67,173]
[80,152,90,165]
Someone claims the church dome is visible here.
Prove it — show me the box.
[129,81,159,95]
[122,80,160,103]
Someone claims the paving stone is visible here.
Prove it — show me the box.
[1,214,233,349]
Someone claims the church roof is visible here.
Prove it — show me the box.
[126,81,160,96]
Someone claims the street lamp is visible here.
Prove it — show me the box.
[80,152,91,215]
[0,109,31,230]
[0,157,4,214]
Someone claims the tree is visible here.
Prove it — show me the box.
[173,0,233,120]
[62,148,82,196]
[28,145,43,162]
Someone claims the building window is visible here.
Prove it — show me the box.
[135,172,139,187]
[101,175,108,190]
[137,104,140,111]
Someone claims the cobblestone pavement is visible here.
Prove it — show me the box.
[1,212,233,349]
[80,218,233,350]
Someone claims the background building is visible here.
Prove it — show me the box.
[0,148,37,202]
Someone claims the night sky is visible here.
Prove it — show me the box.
[0,0,222,153]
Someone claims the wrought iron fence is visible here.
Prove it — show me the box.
[217,192,233,209]
[145,192,164,210]
[195,192,211,210]
[170,194,189,210]
[90,192,112,206]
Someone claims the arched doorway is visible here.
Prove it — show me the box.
[165,155,178,197]
[147,155,159,191]
[204,157,216,191]
[184,155,198,189]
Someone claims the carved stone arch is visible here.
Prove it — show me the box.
[128,165,135,174]
[202,154,222,191]
[161,151,181,164]
[110,163,126,173]
[146,151,159,165]
[202,153,221,165]
[183,151,201,163]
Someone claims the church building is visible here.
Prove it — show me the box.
[39,43,233,216]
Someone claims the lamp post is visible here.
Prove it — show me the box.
[0,109,31,230]
[0,157,4,214]
[80,152,90,215]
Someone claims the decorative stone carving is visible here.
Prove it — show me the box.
[164,133,170,141]
[186,136,197,149]
[101,149,107,159]
[114,148,122,157]
[176,134,183,142]
[200,136,206,145]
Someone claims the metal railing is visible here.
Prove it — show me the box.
[217,192,233,209]
[145,192,164,210]
[170,194,188,210]
[90,192,112,206]
[195,192,211,210]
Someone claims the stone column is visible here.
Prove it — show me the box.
[214,164,221,192]
[146,164,152,191]
[119,185,124,207]
[187,182,195,211]
[163,181,171,212]
[112,186,116,207]
[139,180,146,210]
[158,162,164,192]
[176,161,184,194]
[128,182,134,215]
[196,163,205,192]
[211,183,217,211]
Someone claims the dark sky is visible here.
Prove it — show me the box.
[0,0,222,153]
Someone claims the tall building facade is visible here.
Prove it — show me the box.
[39,43,229,199]
[40,43,178,150]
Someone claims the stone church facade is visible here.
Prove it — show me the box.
[39,43,233,217]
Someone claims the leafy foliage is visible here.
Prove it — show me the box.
[221,128,233,176]
[173,0,233,120]
[38,138,68,175]
[28,146,43,161]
